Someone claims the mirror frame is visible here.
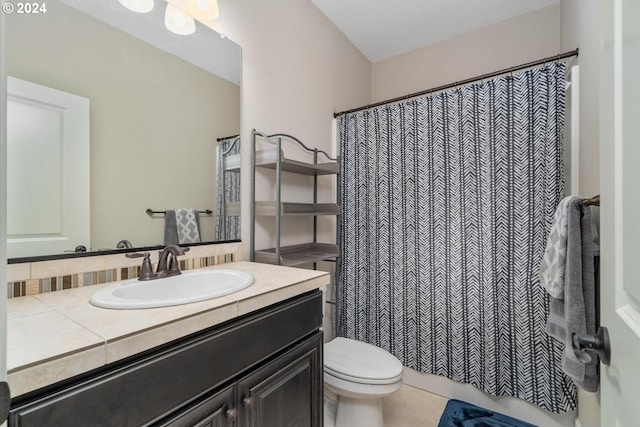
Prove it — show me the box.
[7,239,241,264]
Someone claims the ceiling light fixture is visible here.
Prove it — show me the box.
[118,0,154,14]
[119,0,220,36]
[186,0,219,22]
[165,3,196,35]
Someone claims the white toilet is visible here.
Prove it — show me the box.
[323,337,403,427]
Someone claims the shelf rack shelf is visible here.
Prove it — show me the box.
[254,202,339,216]
[250,130,339,267]
[254,243,339,267]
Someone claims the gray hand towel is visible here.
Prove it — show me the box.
[544,198,598,392]
[164,210,179,245]
[164,209,201,245]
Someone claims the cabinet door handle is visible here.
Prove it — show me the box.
[242,396,255,410]
[225,408,238,423]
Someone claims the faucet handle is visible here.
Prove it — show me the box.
[126,252,154,281]
[125,251,149,259]
[172,247,189,272]
[168,245,190,256]
[168,254,182,274]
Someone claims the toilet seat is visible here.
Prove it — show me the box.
[324,366,403,385]
[324,337,403,385]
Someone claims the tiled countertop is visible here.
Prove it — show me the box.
[7,261,329,397]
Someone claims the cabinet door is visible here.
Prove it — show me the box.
[237,332,323,427]
[157,384,236,427]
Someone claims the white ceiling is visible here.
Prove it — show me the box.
[311,0,560,62]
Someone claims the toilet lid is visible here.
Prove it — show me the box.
[324,337,403,384]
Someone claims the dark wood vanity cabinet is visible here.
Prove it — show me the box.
[237,334,322,427]
[159,384,237,427]
[159,334,323,427]
[9,290,324,427]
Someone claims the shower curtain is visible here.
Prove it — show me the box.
[336,62,576,413]
[214,136,240,241]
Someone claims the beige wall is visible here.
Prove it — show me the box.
[371,4,561,103]
[211,0,371,259]
[561,0,601,199]
[6,1,240,252]
[561,3,602,427]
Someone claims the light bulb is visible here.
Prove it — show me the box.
[186,0,219,21]
[118,0,154,13]
[165,3,196,35]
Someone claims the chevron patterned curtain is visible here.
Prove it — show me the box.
[214,137,240,241]
[336,62,576,413]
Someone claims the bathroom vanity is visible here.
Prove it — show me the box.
[7,262,327,426]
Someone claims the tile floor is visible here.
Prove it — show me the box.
[382,384,449,427]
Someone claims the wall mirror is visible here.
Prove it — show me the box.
[5,0,241,261]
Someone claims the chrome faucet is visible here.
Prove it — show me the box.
[125,244,189,281]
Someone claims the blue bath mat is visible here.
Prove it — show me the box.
[438,399,537,427]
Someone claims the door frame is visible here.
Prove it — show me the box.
[1,0,10,423]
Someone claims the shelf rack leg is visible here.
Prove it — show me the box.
[250,130,257,262]
[275,137,282,265]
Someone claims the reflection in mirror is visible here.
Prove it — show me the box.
[6,0,241,260]
[215,135,241,241]
[7,76,90,258]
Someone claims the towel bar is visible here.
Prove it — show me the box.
[146,209,213,216]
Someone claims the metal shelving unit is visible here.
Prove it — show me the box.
[250,130,339,266]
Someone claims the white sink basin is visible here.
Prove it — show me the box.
[90,269,255,309]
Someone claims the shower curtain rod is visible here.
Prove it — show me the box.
[217,134,240,142]
[333,48,579,118]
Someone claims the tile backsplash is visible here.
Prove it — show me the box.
[7,243,243,299]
